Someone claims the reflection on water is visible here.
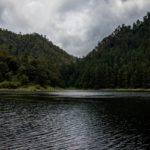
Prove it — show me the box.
[0,90,150,150]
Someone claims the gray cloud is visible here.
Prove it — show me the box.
[0,0,150,56]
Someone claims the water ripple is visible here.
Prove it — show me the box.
[0,92,150,149]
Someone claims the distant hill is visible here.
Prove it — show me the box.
[70,12,150,88]
[0,29,74,87]
[1,12,150,89]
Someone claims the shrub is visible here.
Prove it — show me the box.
[0,81,21,89]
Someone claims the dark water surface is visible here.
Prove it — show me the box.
[0,90,150,150]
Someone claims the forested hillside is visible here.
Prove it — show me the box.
[0,12,150,89]
[0,29,74,88]
[67,12,150,89]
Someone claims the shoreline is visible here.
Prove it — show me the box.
[0,87,150,93]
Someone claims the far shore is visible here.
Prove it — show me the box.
[0,85,150,93]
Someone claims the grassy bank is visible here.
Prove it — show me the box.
[0,81,64,91]
[17,85,63,91]
[0,81,150,92]
[0,81,78,91]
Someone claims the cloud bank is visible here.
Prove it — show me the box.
[0,0,150,56]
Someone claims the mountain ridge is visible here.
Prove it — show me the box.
[70,12,150,88]
[0,28,74,88]
[0,12,150,89]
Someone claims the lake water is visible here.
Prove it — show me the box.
[0,90,150,150]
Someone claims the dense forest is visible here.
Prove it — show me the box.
[0,12,150,89]
[67,12,150,89]
[0,30,74,88]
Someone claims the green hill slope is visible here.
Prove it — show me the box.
[71,12,150,89]
[0,29,74,88]
[1,12,150,89]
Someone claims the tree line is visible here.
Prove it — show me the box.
[0,12,150,89]
[65,12,150,89]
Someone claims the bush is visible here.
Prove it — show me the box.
[0,81,21,89]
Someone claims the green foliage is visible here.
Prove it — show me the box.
[0,81,21,89]
[67,12,150,89]
[0,12,150,89]
[0,29,74,88]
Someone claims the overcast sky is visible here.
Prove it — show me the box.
[0,0,150,56]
